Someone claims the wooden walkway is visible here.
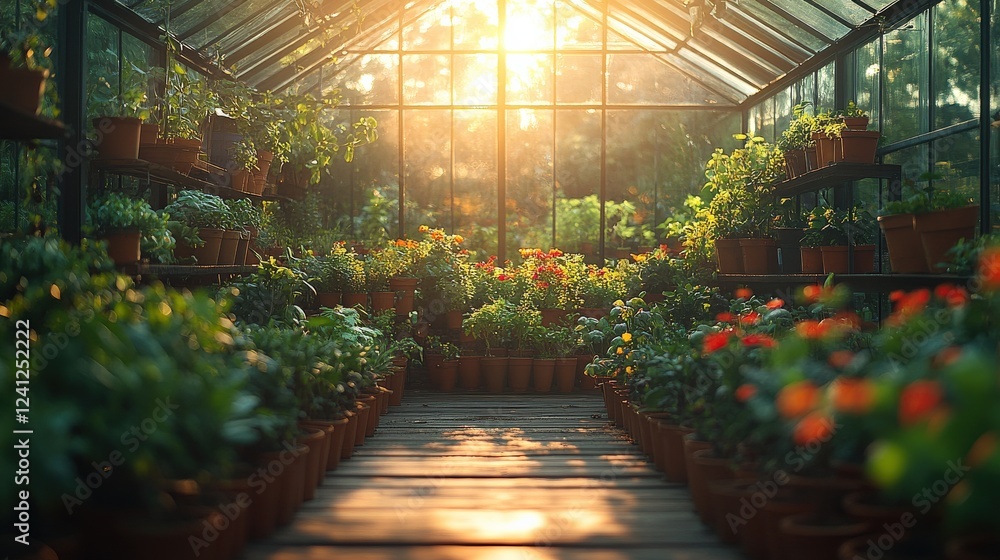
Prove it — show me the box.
[245,391,740,560]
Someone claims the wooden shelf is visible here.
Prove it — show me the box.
[0,101,65,140]
[715,273,970,291]
[91,158,289,202]
[772,163,901,198]
[122,263,257,276]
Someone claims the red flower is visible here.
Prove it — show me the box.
[497,274,510,281]
[536,281,550,289]
[715,312,736,323]
[777,381,820,418]
[702,331,732,354]
[899,380,943,426]
[801,284,824,303]
[740,311,761,326]
[741,333,776,349]
[766,298,785,310]
[734,288,753,300]
[830,377,874,414]
[978,247,1000,291]
[827,350,855,369]
[735,384,758,402]
[934,283,968,307]
[794,412,834,446]
[891,288,931,316]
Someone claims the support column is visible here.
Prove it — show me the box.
[58,0,88,244]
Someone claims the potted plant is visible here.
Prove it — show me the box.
[777,102,814,179]
[91,82,150,160]
[810,110,844,168]
[464,299,517,392]
[227,198,263,265]
[773,197,808,273]
[438,273,472,329]
[879,186,977,273]
[437,341,461,391]
[142,53,217,171]
[162,190,232,265]
[364,249,399,312]
[0,14,51,116]
[86,192,172,265]
[837,101,880,163]
[799,225,825,274]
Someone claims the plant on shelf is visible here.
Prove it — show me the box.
[463,299,517,356]
[226,198,263,234]
[704,134,784,240]
[225,258,312,328]
[158,51,218,142]
[0,0,56,117]
[86,191,173,264]
[776,102,815,178]
[163,190,233,232]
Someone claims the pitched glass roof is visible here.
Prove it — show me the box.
[111,0,894,104]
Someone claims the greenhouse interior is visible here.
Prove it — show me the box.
[3,0,1000,558]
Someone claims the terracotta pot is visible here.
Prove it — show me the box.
[813,132,844,167]
[637,410,655,461]
[246,452,285,538]
[296,426,327,501]
[662,425,697,483]
[425,353,444,389]
[256,150,274,178]
[878,213,929,273]
[354,400,372,446]
[775,227,805,273]
[763,492,818,560]
[114,509,229,560]
[709,479,758,545]
[821,245,849,274]
[339,410,358,460]
[439,360,459,391]
[801,246,824,273]
[217,230,242,266]
[577,356,597,391]
[805,145,819,171]
[580,241,594,254]
[946,534,1000,560]
[175,228,224,266]
[389,276,417,315]
[445,309,464,330]
[102,229,141,265]
[0,65,47,115]
[841,491,915,533]
[323,416,349,470]
[140,141,201,172]
[93,117,142,160]
[689,448,736,524]
[359,395,378,439]
[389,365,406,405]
[838,245,868,275]
[554,357,576,393]
[839,130,880,163]
[843,116,870,131]
[139,122,160,144]
[342,292,368,309]
[784,148,807,179]
[540,308,569,326]
[507,357,532,392]
[481,356,508,393]
[370,291,395,312]
[316,292,342,308]
[532,358,555,392]
[235,231,251,265]
[715,238,744,273]
[914,205,979,272]
[740,237,778,274]
[840,533,944,560]
[645,413,671,472]
[275,443,309,527]
[458,355,482,390]
[779,514,869,560]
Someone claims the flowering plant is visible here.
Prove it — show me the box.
[518,248,582,310]
[575,262,629,309]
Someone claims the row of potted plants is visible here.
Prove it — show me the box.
[0,235,417,560]
[584,263,1000,559]
[778,101,881,178]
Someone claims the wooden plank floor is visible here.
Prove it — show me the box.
[245,391,740,560]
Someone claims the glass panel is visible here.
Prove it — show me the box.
[506,0,555,51]
[556,54,601,105]
[190,0,276,49]
[171,0,230,41]
[792,74,815,108]
[765,0,851,38]
[329,54,399,105]
[555,110,601,253]
[883,12,929,144]
[810,0,872,26]
[506,109,554,255]
[671,49,758,98]
[931,130,981,206]
[738,1,829,51]
[404,110,452,238]
[453,0,498,49]
[232,26,301,74]
[402,2,452,50]
[218,9,297,57]
[933,0,980,128]
[454,54,498,105]
[761,97,776,143]
[122,32,154,112]
[506,54,553,105]
[608,53,729,106]
[818,60,836,109]
[853,39,879,123]
[992,0,1000,231]
[606,12,677,51]
[884,144,929,202]
[86,13,121,125]
[774,86,792,137]
[403,54,451,105]
[454,110,498,256]
[556,0,602,49]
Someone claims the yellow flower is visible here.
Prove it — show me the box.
[625,366,633,374]
[621,332,632,343]
[632,253,647,262]
[454,235,464,244]
[419,225,429,233]
[613,299,625,307]
[616,347,624,355]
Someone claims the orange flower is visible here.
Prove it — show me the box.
[741,333,776,349]
[978,247,1000,290]
[934,283,967,307]
[740,311,761,326]
[702,331,732,354]
[795,320,828,339]
[715,312,736,323]
[735,287,753,300]
[431,231,445,241]
[794,412,834,446]
[827,350,855,369]
[830,377,874,414]
[766,298,785,310]
[454,235,464,244]
[418,225,429,233]
[776,381,820,418]
[801,284,823,303]
[735,384,757,402]
[890,289,931,320]
[899,380,943,426]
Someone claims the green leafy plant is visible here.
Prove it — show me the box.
[163,190,235,230]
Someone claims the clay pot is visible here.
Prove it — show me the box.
[801,246,824,273]
[532,358,555,392]
[740,237,778,274]
[316,292,342,308]
[715,238,744,273]
[445,309,463,330]
[914,205,979,272]
[507,357,532,392]
[102,229,141,265]
[853,244,876,273]
[458,355,482,390]
[370,290,395,312]
[217,230,241,266]
[389,276,417,315]
[689,448,736,524]
[878,213,929,273]
[342,292,368,309]
[784,148,807,179]
[93,117,142,160]
[779,514,869,560]
[174,228,224,266]
[839,130,880,163]
[553,357,576,393]
[481,356,508,393]
[296,426,327,501]
[439,360,459,391]
[821,245,849,274]
[339,410,358,460]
